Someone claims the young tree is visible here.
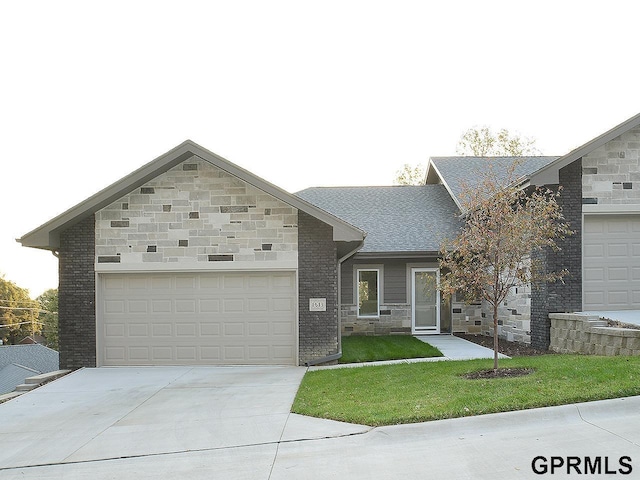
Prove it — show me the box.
[37,289,59,350]
[456,126,540,156]
[439,163,572,371]
[394,163,426,185]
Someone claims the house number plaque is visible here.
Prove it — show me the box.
[309,298,326,312]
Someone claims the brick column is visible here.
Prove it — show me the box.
[58,215,96,368]
[297,211,339,364]
[531,159,582,350]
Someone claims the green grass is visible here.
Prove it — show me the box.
[293,355,640,426]
[339,335,443,363]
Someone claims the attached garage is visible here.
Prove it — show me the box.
[583,214,640,310]
[98,271,297,366]
[19,140,365,369]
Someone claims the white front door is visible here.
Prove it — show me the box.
[412,268,440,334]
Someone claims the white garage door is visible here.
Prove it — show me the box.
[583,215,640,310]
[98,272,297,366]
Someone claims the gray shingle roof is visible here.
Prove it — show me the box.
[0,363,40,395]
[0,344,59,373]
[296,185,461,253]
[428,156,559,208]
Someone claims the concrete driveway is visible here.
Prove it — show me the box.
[2,367,640,479]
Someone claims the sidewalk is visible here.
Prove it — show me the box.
[309,334,506,371]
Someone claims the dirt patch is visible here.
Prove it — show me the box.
[606,319,640,330]
[464,367,535,380]
[454,333,550,357]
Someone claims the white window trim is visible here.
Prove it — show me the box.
[356,267,381,318]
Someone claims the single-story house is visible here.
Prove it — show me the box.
[19,113,640,368]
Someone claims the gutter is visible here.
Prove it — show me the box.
[304,351,342,367]
[315,239,364,366]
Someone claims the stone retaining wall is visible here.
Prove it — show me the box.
[550,312,640,355]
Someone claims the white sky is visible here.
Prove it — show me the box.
[1,0,639,298]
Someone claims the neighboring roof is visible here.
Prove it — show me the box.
[0,363,40,395]
[19,140,365,250]
[296,185,461,254]
[426,156,559,210]
[529,112,640,186]
[0,344,59,373]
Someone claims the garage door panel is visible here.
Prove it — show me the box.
[99,272,297,366]
[152,347,172,361]
[128,324,148,337]
[584,215,640,310]
[200,323,220,336]
[152,324,172,336]
[200,299,220,313]
[152,299,172,313]
[223,299,245,313]
[176,299,196,313]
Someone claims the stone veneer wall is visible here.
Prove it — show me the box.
[298,212,339,364]
[530,159,583,350]
[341,304,411,335]
[550,313,640,355]
[582,126,640,205]
[95,157,298,266]
[58,215,96,369]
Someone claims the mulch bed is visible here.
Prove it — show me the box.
[463,367,535,379]
[454,332,549,357]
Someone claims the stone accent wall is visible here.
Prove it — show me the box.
[582,126,640,205]
[95,157,297,266]
[531,159,583,350]
[341,303,411,335]
[451,284,531,344]
[298,212,339,364]
[550,313,640,355]
[58,215,96,369]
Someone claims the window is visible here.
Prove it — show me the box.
[357,269,379,317]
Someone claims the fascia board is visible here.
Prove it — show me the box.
[19,142,197,250]
[425,158,464,212]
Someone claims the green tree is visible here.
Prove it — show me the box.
[456,126,540,156]
[0,275,40,345]
[394,126,540,185]
[394,163,426,185]
[438,162,572,371]
[37,289,59,350]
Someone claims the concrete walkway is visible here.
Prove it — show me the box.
[310,334,506,370]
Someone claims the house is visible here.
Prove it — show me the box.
[0,344,59,394]
[19,113,640,367]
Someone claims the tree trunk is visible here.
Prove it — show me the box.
[493,303,499,371]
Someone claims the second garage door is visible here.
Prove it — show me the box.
[98,271,297,366]
[583,214,640,310]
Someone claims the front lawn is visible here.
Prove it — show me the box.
[339,335,443,363]
[293,355,640,426]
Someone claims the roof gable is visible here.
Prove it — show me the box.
[426,156,559,210]
[19,140,364,250]
[529,112,640,186]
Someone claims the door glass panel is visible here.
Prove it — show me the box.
[414,271,437,328]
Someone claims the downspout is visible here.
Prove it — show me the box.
[304,240,364,367]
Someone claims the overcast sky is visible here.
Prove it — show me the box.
[2,0,639,297]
